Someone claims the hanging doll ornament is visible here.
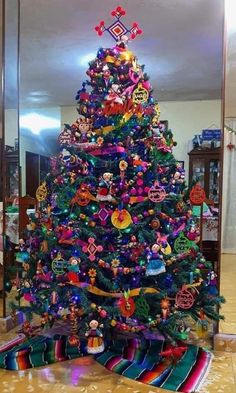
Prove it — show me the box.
[67,257,81,283]
[85,320,104,354]
[105,84,123,104]
[20,279,34,303]
[51,252,67,276]
[146,244,166,276]
[72,116,93,143]
[111,207,132,229]
[118,290,135,318]
[174,232,192,254]
[102,64,112,87]
[190,184,206,205]
[207,270,218,296]
[15,239,30,263]
[148,181,166,203]
[96,172,116,202]
[36,181,47,202]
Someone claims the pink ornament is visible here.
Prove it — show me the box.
[130,187,137,196]
[137,178,143,186]
[95,204,112,225]
[121,193,130,203]
[148,182,166,203]
[99,309,107,318]
[142,80,151,90]
[82,238,103,262]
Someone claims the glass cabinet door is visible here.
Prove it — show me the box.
[209,159,220,203]
[192,159,205,189]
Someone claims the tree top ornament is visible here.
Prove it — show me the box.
[94,5,142,44]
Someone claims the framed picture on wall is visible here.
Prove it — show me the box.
[176,160,185,169]
[159,120,168,132]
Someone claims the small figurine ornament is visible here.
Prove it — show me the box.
[20,279,34,302]
[15,239,30,264]
[187,225,200,243]
[146,244,166,276]
[67,256,80,282]
[102,64,113,87]
[72,116,93,143]
[85,320,104,354]
[105,84,123,103]
[207,271,218,296]
[97,172,115,202]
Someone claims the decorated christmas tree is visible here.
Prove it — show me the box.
[14,6,223,347]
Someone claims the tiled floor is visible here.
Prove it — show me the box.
[0,254,236,393]
[219,253,236,334]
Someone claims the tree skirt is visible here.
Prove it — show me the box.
[0,334,87,370]
[95,338,213,393]
[0,334,212,392]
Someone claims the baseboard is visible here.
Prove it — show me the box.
[0,312,25,333]
[214,333,236,352]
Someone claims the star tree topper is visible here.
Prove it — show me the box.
[94,6,142,43]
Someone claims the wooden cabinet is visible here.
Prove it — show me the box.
[188,147,220,204]
[26,152,50,198]
[188,147,221,267]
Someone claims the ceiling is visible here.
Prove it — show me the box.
[16,0,224,109]
[225,31,236,117]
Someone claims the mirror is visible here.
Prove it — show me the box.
[12,1,224,330]
[220,1,236,334]
[0,0,19,318]
[0,0,3,317]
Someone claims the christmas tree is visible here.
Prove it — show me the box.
[15,6,224,346]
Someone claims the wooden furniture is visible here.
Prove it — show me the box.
[19,195,37,235]
[26,152,50,198]
[188,147,220,267]
[188,147,220,204]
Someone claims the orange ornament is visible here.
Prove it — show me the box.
[118,290,135,317]
[88,268,97,286]
[190,184,206,205]
[68,335,80,346]
[71,184,97,206]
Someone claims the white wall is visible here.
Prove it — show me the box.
[159,100,222,180]
[61,100,222,182]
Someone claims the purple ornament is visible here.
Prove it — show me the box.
[122,193,130,203]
